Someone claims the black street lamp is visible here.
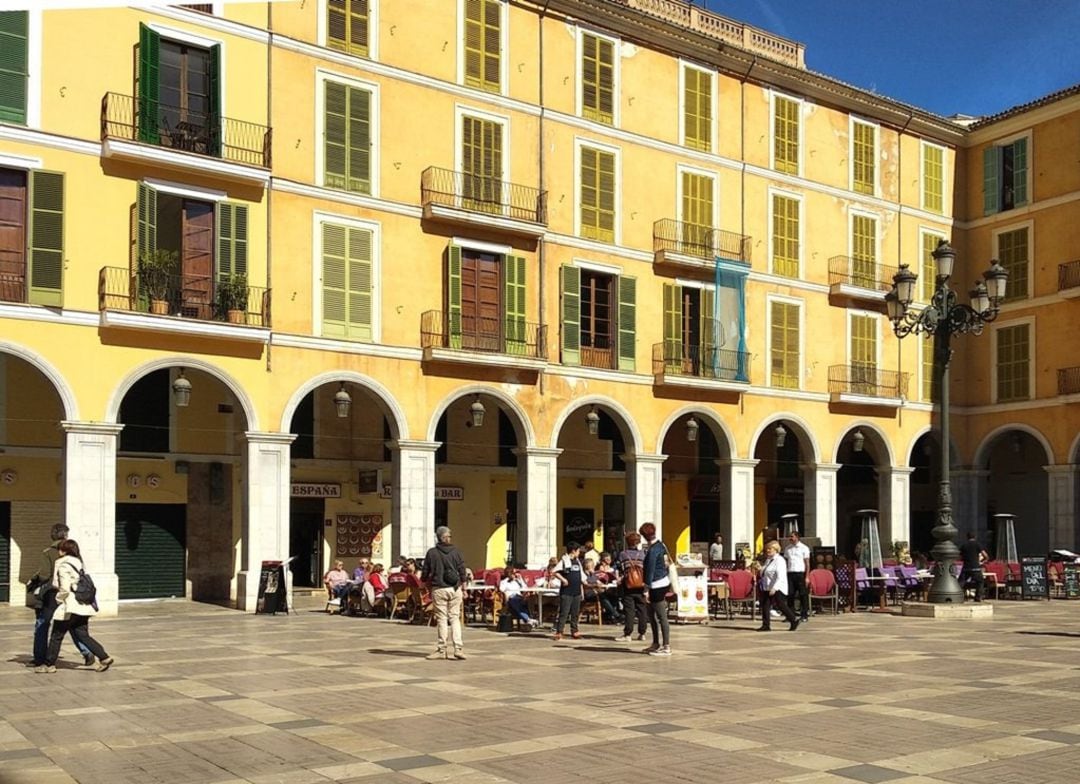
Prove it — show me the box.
[885,239,1007,603]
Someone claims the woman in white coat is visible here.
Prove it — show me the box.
[38,539,113,673]
[757,540,800,632]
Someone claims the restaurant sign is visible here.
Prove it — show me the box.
[291,482,341,498]
[377,485,465,501]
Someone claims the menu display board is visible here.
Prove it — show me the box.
[1020,556,1049,600]
[1063,563,1080,599]
[256,560,287,615]
[675,575,709,621]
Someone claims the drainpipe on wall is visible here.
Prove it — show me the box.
[537,0,552,395]
[896,110,913,421]
[265,0,275,372]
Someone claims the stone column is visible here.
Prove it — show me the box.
[237,432,294,613]
[951,468,988,539]
[625,453,666,538]
[879,466,914,547]
[805,463,840,546]
[392,440,439,560]
[516,447,561,568]
[1046,464,1079,551]
[62,421,123,616]
[717,458,758,557]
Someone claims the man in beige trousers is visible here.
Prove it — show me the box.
[421,526,468,660]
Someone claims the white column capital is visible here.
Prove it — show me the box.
[392,439,441,453]
[622,452,667,466]
[514,446,563,459]
[61,421,124,436]
[717,457,760,470]
[809,462,842,474]
[880,465,916,476]
[1044,464,1079,475]
[243,431,297,445]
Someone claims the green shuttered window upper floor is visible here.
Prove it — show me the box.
[324,80,372,195]
[0,11,28,125]
[322,221,373,341]
[560,264,635,371]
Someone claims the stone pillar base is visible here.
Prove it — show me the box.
[901,601,994,619]
[91,573,120,617]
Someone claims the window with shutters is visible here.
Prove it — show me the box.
[851,119,876,195]
[463,0,502,93]
[461,114,503,213]
[680,170,714,257]
[921,337,936,402]
[769,299,800,389]
[560,265,635,371]
[444,243,527,356]
[580,31,615,125]
[323,79,372,194]
[995,322,1031,402]
[920,231,944,302]
[682,64,712,152]
[0,166,63,306]
[0,11,29,125]
[579,144,616,243]
[327,0,370,58]
[850,213,877,289]
[849,313,878,394]
[320,219,374,341]
[771,192,800,279]
[995,225,1029,302]
[922,142,944,213]
[983,134,1029,215]
[772,95,800,175]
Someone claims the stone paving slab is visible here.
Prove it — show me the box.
[1,597,1080,783]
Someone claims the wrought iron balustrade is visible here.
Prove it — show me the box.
[420,167,547,225]
[652,342,750,382]
[421,310,546,359]
[99,266,270,328]
[653,219,751,263]
[828,255,897,292]
[828,363,908,398]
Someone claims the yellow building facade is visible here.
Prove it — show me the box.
[0,0,1068,612]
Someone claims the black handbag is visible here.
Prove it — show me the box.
[24,577,45,610]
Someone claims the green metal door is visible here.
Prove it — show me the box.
[0,502,10,603]
[115,503,186,599]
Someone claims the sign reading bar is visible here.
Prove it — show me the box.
[378,485,464,501]
[291,483,341,498]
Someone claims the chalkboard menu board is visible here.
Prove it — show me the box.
[1020,556,1048,600]
[1064,563,1080,599]
[256,560,288,614]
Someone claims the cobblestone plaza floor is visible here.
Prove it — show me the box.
[1,596,1079,784]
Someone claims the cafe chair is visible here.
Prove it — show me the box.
[386,577,414,621]
[724,569,756,621]
[807,568,838,615]
[982,560,1006,600]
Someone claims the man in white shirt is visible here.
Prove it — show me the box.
[709,533,724,565]
[783,531,811,622]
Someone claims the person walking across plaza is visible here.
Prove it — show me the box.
[422,526,468,660]
[640,523,672,656]
[784,531,811,622]
[40,540,113,673]
[758,540,799,632]
[29,523,92,668]
[552,542,584,640]
[959,531,988,602]
[615,531,647,642]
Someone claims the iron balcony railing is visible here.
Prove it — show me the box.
[828,364,909,399]
[653,219,752,263]
[100,92,272,169]
[99,266,270,328]
[828,255,897,292]
[1058,260,1080,291]
[421,310,546,359]
[652,342,750,383]
[1059,367,1080,395]
[421,166,547,225]
[0,272,26,304]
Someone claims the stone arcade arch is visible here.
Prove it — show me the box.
[975,425,1053,556]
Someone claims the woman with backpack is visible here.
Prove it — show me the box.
[614,531,647,642]
[38,540,113,674]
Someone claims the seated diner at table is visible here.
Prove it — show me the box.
[323,560,350,604]
[583,559,622,623]
[499,566,538,627]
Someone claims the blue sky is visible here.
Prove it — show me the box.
[707,1,1080,118]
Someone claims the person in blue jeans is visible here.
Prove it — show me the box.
[31,524,93,667]
[552,543,583,640]
[640,523,672,656]
[499,566,537,627]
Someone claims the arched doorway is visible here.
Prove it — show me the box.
[908,431,939,558]
[752,418,812,551]
[980,428,1051,556]
[835,427,890,559]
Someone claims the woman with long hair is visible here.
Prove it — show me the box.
[39,539,113,673]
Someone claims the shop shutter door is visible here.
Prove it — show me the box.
[0,502,9,603]
[115,504,186,599]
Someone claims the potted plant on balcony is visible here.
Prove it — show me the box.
[138,249,178,315]
[216,273,249,324]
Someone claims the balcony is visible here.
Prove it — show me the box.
[420,310,547,370]
[0,271,26,304]
[100,93,272,185]
[99,266,270,341]
[828,364,908,409]
[1059,260,1080,299]
[653,219,751,274]
[420,167,547,237]
[828,256,897,312]
[652,342,750,393]
[1059,367,1080,396]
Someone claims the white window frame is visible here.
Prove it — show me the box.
[847,206,881,265]
[990,317,1035,404]
[769,90,804,178]
[25,8,42,129]
[147,23,227,115]
[316,0,380,61]
[846,309,881,369]
[455,0,509,96]
[992,219,1034,301]
[453,104,511,185]
[919,337,933,402]
[917,226,946,302]
[919,140,948,213]
[178,2,226,16]
[312,210,382,342]
[765,294,804,390]
[314,69,381,197]
[849,116,879,197]
[678,59,716,153]
[573,137,622,245]
[767,187,804,279]
[986,129,1033,211]
[575,26,621,128]
[572,258,622,276]
[675,164,718,229]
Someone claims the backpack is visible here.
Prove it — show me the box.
[623,558,645,590]
[72,566,97,605]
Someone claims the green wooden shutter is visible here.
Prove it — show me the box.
[504,254,526,355]
[322,222,348,337]
[560,265,580,365]
[617,275,636,371]
[701,286,716,364]
[27,171,63,306]
[447,244,462,349]
[324,81,347,190]
[137,24,160,143]
[348,86,371,193]
[324,81,370,194]
[1011,138,1027,207]
[136,181,158,262]
[662,283,682,373]
[215,202,248,280]
[207,43,222,157]
[348,226,373,340]
[983,146,1001,215]
[0,11,29,124]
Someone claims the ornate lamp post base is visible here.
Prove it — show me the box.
[926,574,964,603]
